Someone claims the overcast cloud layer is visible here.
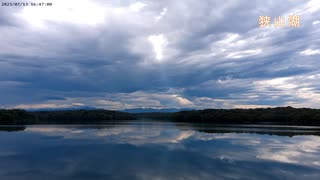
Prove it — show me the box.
[1,0,320,110]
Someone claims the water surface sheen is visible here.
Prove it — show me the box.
[0,121,320,180]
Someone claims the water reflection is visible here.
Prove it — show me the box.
[0,121,320,179]
[0,126,26,132]
[180,123,320,137]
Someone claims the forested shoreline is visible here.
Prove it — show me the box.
[0,109,135,125]
[171,107,320,125]
[1,107,320,125]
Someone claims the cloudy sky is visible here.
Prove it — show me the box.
[0,0,320,110]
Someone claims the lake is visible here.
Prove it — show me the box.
[0,121,320,179]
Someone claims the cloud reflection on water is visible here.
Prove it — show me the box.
[0,122,319,179]
[24,123,320,166]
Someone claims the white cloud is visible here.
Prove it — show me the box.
[313,20,320,25]
[218,33,240,44]
[155,7,168,21]
[129,2,147,12]
[148,34,168,61]
[176,96,193,106]
[12,103,73,109]
[300,49,320,56]
[226,49,262,59]
[17,0,107,27]
[253,74,320,108]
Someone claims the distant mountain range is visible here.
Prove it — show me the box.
[120,108,194,113]
[26,106,98,112]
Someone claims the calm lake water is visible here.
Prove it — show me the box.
[1,121,320,180]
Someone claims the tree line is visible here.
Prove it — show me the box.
[1,107,320,125]
[171,106,320,125]
[0,109,135,125]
